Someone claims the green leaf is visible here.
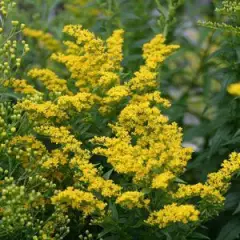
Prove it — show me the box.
[209,127,232,157]
[121,12,140,20]
[190,232,210,240]
[174,177,187,184]
[97,227,115,239]
[0,91,20,100]
[162,231,172,240]
[233,201,240,215]
[103,169,114,180]
[131,220,144,228]
[223,136,240,146]
[109,201,118,221]
[225,193,240,211]
[142,188,151,194]
[217,218,240,240]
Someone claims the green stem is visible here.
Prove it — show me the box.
[155,0,167,19]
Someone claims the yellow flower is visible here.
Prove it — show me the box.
[206,152,240,193]
[116,191,150,209]
[151,171,175,190]
[173,183,225,204]
[100,85,130,113]
[35,125,83,154]
[17,100,68,122]
[145,203,200,229]
[128,34,179,93]
[51,187,106,216]
[57,92,100,113]
[36,126,121,197]
[8,24,239,232]
[4,79,38,95]
[71,157,122,197]
[227,82,240,96]
[28,68,70,94]
[105,29,124,71]
[51,25,124,92]
[93,94,192,184]
[143,34,179,69]
[42,149,68,169]
[128,66,157,92]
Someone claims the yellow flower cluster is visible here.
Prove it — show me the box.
[51,187,106,216]
[57,92,100,113]
[152,171,175,189]
[4,79,38,95]
[23,27,61,51]
[35,125,84,154]
[51,25,124,91]
[127,35,179,92]
[42,149,68,169]
[206,152,240,192]
[172,152,240,207]
[143,34,179,69]
[35,125,121,197]
[28,68,70,94]
[70,156,122,197]
[17,93,99,123]
[18,100,67,122]
[93,96,193,184]
[116,191,150,209]
[103,86,130,104]
[173,183,224,204]
[145,203,200,228]
[227,82,240,96]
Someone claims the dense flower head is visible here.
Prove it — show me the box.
[116,191,150,209]
[145,203,200,228]
[57,92,100,113]
[51,25,124,92]
[173,183,225,205]
[227,82,240,96]
[151,171,175,189]
[4,78,39,95]
[28,68,70,94]
[51,187,106,216]
[206,152,240,192]
[17,100,68,123]
[93,96,193,184]
[127,36,179,92]
[42,149,68,169]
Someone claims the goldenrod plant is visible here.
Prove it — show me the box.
[0,19,240,239]
[0,1,240,240]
